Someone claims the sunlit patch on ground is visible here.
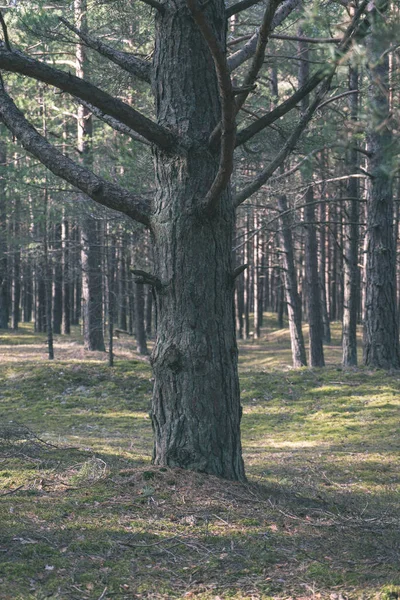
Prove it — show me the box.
[0,317,399,599]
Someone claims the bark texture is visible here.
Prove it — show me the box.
[150,0,245,480]
[363,5,400,369]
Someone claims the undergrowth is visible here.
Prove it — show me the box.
[0,319,399,599]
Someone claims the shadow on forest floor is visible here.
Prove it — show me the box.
[0,319,399,599]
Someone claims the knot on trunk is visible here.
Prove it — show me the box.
[158,343,183,373]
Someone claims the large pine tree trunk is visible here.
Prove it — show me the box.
[363,5,399,368]
[150,0,245,480]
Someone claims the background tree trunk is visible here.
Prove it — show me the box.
[342,66,359,367]
[278,191,307,367]
[0,137,9,329]
[363,5,400,368]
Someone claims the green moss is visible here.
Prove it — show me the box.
[0,319,399,599]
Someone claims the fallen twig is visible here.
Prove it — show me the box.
[0,484,24,496]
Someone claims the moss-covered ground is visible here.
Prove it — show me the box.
[0,319,399,599]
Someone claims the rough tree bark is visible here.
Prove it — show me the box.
[363,3,400,369]
[147,0,245,478]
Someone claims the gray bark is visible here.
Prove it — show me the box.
[150,0,245,480]
[363,5,399,368]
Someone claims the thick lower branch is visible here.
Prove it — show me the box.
[0,47,178,150]
[0,80,151,226]
[131,269,163,289]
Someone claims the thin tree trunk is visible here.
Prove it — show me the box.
[107,233,116,367]
[299,33,324,367]
[11,195,21,330]
[76,0,105,351]
[53,222,63,334]
[318,153,331,343]
[278,190,307,367]
[44,185,54,360]
[0,136,8,329]
[342,66,359,366]
[134,281,148,355]
[253,212,261,338]
[62,215,71,334]
[145,287,153,336]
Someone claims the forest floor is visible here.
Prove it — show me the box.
[0,317,399,600]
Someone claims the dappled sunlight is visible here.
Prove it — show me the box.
[1,321,400,598]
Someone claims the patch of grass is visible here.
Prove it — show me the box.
[0,319,399,599]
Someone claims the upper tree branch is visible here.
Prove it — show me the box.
[234,77,333,206]
[226,0,264,18]
[235,0,282,111]
[0,47,179,151]
[235,70,324,147]
[228,0,301,72]
[78,100,151,145]
[235,0,369,147]
[59,17,152,83]
[187,0,236,213]
[0,79,151,227]
[137,0,165,11]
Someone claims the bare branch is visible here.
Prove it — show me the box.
[232,264,248,279]
[316,89,358,110]
[235,69,324,147]
[137,0,165,11]
[235,0,369,146]
[0,47,179,151]
[228,0,301,72]
[234,77,333,206]
[0,79,151,227]
[270,33,342,44]
[59,17,152,83]
[187,0,236,213]
[0,11,11,51]
[131,269,163,288]
[78,100,151,145]
[235,0,282,111]
[226,0,264,18]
